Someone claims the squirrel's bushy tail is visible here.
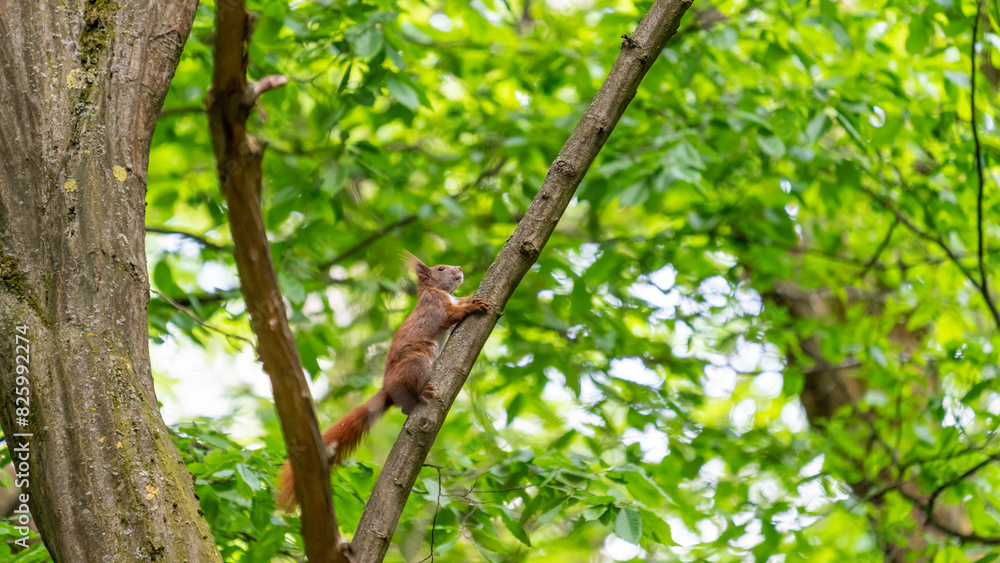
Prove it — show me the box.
[277,389,391,510]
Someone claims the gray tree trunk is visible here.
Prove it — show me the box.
[0,2,221,561]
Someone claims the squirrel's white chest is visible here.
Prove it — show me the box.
[433,295,460,357]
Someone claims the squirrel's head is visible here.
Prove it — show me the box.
[404,251,464,293]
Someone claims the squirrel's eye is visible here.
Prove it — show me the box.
[438,267,445,271]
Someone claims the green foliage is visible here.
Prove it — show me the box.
[0,528,48,562]
[171,424,296,560]
[0,521,47,562]
[139,0,1000,560]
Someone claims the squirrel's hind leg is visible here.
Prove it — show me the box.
[385,354,433,415]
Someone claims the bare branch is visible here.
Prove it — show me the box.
[318,157,508,270]
[351,1,694,560]
[417,465,444,563]
[159,105,206,118]
[253,74,290,98]
[925,454,998,519]
[858,182,1000,329]
[859,219,898,278]
[151,289,255,349]
[206,2,349,561]
[971,1,997,323]
[146,226,229,251]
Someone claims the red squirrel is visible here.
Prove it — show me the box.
[277,252,490,509]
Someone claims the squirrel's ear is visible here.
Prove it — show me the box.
[402,250,430,278]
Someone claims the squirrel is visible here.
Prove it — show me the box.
[277,252,491,510]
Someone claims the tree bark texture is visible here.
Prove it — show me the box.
[0,1,220,562]
[205,2,350,562]
[351,0,694,560]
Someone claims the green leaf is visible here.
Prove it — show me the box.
[152,260,182,295]
[806,112,831,144]
[278,271,306,305]
[505,394,524,425]
[581,505,607,521]
[368,11,398,23]
[320,165,348,195]
[623,472,665,506]
[638,508,675,546]
[501,510,532,547]
[614,507,642,544]
[386,78,420,110]
[346,24,384,59]
[835,111,865,146]
[471,527,510,554]
[906,16,927,54]
[962,379,994,405]
[386,46,406,70]
[235,463,261,491]
[758,134,786,158]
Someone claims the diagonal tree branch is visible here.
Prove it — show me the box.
[205,2,350,562]
[351,1,694,560]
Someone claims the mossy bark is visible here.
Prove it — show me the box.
[0,2,221,561]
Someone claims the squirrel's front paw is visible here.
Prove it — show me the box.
[469,299,491,313]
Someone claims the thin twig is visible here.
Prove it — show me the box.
[318,158,508,270]
[860,219,898,278]
[160,289,240,307]
[971,0,997,323]
[857,182,1000,328]
[252,74,290,98]
[418,464,444,563]
[146,226,229,251]
[159,105,205,118]
[926,454,998,517]
[151,289,255,350]
[319,215,418,270]
[858,184,977,285]
[898,487,1000,545]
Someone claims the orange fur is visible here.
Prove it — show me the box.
[276,254,490,510]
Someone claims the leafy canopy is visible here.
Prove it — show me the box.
[40,0,1000,561]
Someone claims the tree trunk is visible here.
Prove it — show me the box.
[0,2,220,561]
[205,2,350,560]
